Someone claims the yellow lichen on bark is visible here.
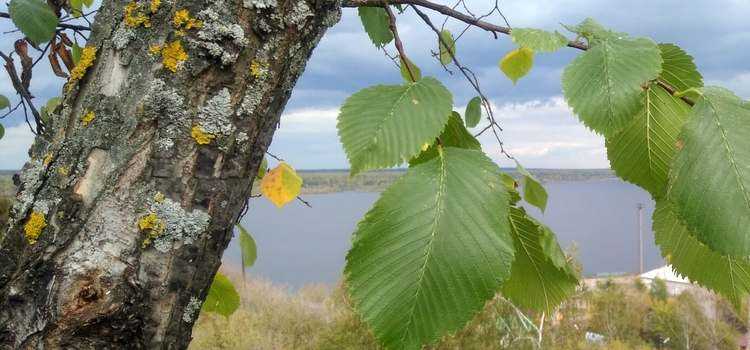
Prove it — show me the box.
[124,2,151,28]
[148,44,163,55]
[139,213,165,248]
[150,0,161,13]
[173,9,202,36]
[43,153,53,166]
[154,192,165,203]
[67,46,97,92]
[24,211,47,245]
[250,60,267,79]
[191,125,215,145]
[160,41,188,72]
[81,111,96,126]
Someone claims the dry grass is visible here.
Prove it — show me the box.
[188,268,379,350]
[189,270,742,350]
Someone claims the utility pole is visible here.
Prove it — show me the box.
[637,203,644,274]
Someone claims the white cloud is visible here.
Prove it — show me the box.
[708,71,750,99]
[477,96,608,169]
[0,123,34,170]
[272,97,609,169]
[277,108,339,134]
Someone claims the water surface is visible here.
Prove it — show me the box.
[224,179,661,289]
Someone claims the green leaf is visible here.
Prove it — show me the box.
[667,87,750,257]
[502,207,578,313]
[40,96,62,123]
[516,162,548,213]
[82,0,93,7]
[409,112,480,166]
[256,157,267,180]
[0,95,9,110]
[72,43,83,64]
[346,147,513,350]
[9,0,59,44]
[510,28,568,53]
[0,124,4,140]
[237,224,257,268]
[562,18,626,45]
[562,37,662,136]
[658,43,703,93]
[202,272,240,318]
[606,84,691,198]
[358,7,393,49]
[499,47,534,84]
[438,29,455,65]
[399,55,421,83]
[69,0,83,17]
[653,201,750,307]
[464,96,482,128]
[338,77,453,176]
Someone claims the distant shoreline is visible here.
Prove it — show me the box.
[1,168,617,196]
[296,168,615,194]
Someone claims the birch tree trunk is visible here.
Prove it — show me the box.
[0,0,340,348]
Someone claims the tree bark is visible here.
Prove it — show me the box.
[0,0,340,348]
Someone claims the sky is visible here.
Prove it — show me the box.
[1,1,749,170]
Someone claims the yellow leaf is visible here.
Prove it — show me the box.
[260,162,303,208]
[499,47,534,84]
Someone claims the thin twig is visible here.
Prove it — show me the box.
[0,12,91,31]
[384,5,416,82]
[410,5,515,160]
[265,151,284,162]
[0,50,44,134]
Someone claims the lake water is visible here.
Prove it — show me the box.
[224,179,662,289]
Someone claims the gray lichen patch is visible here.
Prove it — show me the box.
[148,197,210,253]
[243,0,277,9]
[190,3,248,65]
[142,79,188,152]
[286,1,313,27]
[12,160,47,220]
[194,88,235,150]
[182,296,202,322]
[112,26,136,51]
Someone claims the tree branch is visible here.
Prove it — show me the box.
[0,50,44,134]
[342,0,694,106]
[384,5,416,82]
[0,12,91,31]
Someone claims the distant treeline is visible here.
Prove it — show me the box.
[0,168,615,197]
[298,168,615,194]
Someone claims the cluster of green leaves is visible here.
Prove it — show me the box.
[559,19,750,309]
[563,20,750,305]
[352,8,750,349]
[335,10,581,350]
